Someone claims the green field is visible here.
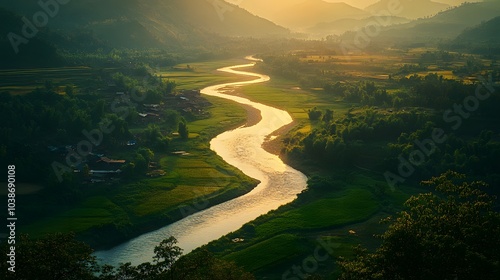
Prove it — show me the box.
[17,58,260,247]
[0,67,104,94]
[223,234,307,272]
[158,58,256,90]
[202,170,421,278]
[254,188,379,237]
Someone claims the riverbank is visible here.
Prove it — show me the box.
[197,68,426,279]
[81,179,257,250]
[94,59,308,266]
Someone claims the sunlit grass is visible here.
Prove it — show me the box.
[158,58,254,90]
[254,188,379,237]
[132,185,223,216]
[22,196,125,237]
[223,234,306,272]
[188,96,247,135]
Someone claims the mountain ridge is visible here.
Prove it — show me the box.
[0,0,290,50]
[365,0,450,19]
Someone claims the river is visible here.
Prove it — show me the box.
[94,57,308,267]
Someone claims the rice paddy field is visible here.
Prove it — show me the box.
[0,67,103,94]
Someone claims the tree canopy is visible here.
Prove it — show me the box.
[338,171,500,280]
[2,235,254,280]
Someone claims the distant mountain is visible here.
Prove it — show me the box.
[307,16,410,37]
[454,16,500,44]
[0,8,63,68]
[434,0,477,6]
[347,1,500,47]
[400,1,498,37]
[0,0,289,50]
[229,0,304,20]
[447,16,500,54]
[275,0,368,30]
[230,0,368,30]
[365,0,449,19]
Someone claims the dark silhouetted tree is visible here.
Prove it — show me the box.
[338,171,500,280]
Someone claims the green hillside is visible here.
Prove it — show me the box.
[0,0,289,51]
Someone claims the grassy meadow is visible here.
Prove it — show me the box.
[203,171,422,279]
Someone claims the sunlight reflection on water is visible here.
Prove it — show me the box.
[94,58,307,267]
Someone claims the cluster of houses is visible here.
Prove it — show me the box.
[52,83,210,184]
[84,154,127,184]
[105,76,212,123]
[48,146,127,184]
[132,90,212,124]
[176,90,212,116]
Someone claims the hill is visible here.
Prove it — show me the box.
[229,0,368,30]
[307,15,410,38]
[365,0,449,19]
[227,0,304,21]
[0,0,289,51]
[455,16,500,43]
[275,0,368,30]
[338,1,500,49]
[0,8,63,68]
[448,16,500,54]
[434,0,478,6]
[388,1,500,40]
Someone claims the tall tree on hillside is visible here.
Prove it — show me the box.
[338,171,500,280]
[1,233,99,280]
[178,121,189,140]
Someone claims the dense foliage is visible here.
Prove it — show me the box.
[267,52,500,189]
[1,235,255,280]
[338,172,500,280]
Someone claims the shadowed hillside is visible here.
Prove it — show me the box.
[0,0,289,50]
[365,0,449,19]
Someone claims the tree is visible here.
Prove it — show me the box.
[65,85,75,96]
[121,162,136,178]
[165,80,176,94]
[44,80,55,92]
[308,107,322,121]
[153,236,183,273]
[322,109,334,123]
[2,235,255,280]
[143,124,163,145]
[178,121,189,140]
[83,164,90,178]
[338,171,500,280]
[134,153,148,174]
[1,233,99,280]
[138,147,154,164]
[164,110,181,132]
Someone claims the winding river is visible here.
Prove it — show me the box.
[95,57,307,267]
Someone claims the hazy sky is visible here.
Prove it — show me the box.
[325,0,379,8]
[226,0,472,9]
